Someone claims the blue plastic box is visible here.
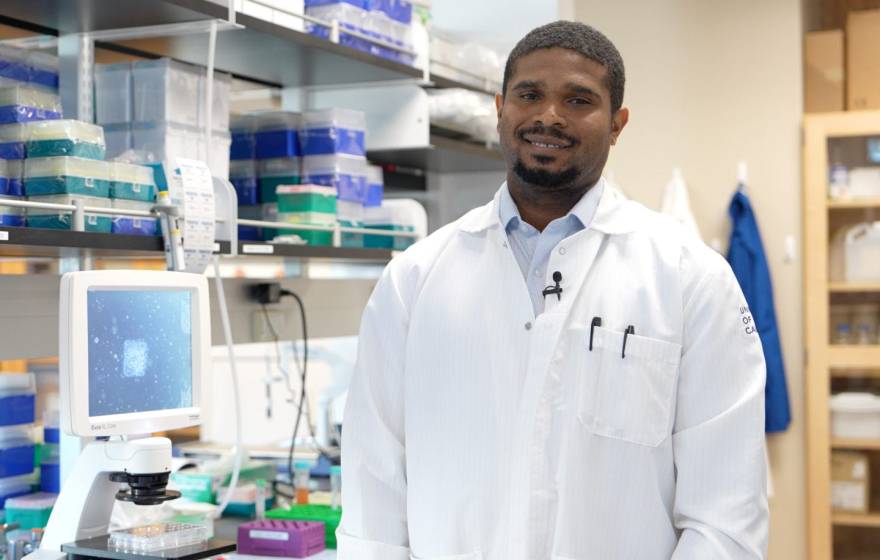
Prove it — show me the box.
[0,473,33,510]
[0,123,26,159]
[0,426,36,479]
[0,374,36,427]
[300,108,366,157]
[230,160,258,205]
[303,154,368,203]
[111,199,158,236]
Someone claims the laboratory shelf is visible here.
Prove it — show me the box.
[367,125,504,173]
[238,241,394,262]
[829,282,880,293]
[832,512,880,528]
[828,346,880,369]
[831,438,880,450]
[0,227,167,258]
[0,0,423,88]
[827,197,880,209]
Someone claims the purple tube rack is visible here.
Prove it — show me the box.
[237,519,325,558]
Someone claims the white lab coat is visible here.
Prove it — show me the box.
[339,185,768,560]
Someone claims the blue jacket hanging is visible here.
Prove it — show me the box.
[727,190,791,433]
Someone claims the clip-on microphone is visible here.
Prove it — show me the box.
[542,271,563,301]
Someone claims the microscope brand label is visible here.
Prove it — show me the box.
[92,422,117,430]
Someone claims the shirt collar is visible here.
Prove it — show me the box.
[498,179,605,232]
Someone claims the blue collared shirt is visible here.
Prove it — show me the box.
[499,179,605,315]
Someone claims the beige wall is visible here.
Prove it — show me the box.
[572,1,805,558]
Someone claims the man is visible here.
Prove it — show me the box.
[339,21,768,560]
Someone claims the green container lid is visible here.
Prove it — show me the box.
[267,504,342,548]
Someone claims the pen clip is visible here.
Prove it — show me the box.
[589,316,602,351]
[622,325,635,359]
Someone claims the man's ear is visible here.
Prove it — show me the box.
[610,107,629,146]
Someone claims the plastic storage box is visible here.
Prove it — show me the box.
[110,162,156,202]
[267,504,342,549]
[365,164,383,207]
[831,393,880,439]
[238,520,325,558]
[255,112,301,160]
[103,123,132,159]
[0,123,27,160]
[4,159,23,196]
[277,210,335,246]
[231,114,258,160]
[230,160,258,205]
[26,120,106,160]
[4,492,56,529]
[217,482,274,517]
[338,198,364,248]
[0,473,33,511]
[0,373,36,427]
[0,426,35,479]
[27,51,59,91]
[40,411,60,494]
[305,2,372,53]
[0,195,24,227]
[300,108,366,156]
[258,157,301,203]
[24,157,111,197]
[132,59,201,127]
[198,71,232,131]
[0,158,7,194]
[199,129,231,180]
[844,222,880,282]
[832,451,870,512]
[0,86,61,124]
[26,194,112,233]
[95,63,133,125]
[0,45,30,85]
[111,199,158,236]
[277,184,337,214]
[132,121,200,163]
[302,154,366,202]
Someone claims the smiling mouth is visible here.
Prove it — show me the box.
[520,133,575,150]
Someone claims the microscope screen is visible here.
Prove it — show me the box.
[87,289,193,417]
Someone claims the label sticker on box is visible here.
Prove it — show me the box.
[0,231,8,241]
[249,530,289,541]
[243,244,274,255]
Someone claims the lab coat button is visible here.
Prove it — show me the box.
[525,322,533,330]
[559,247,567,255]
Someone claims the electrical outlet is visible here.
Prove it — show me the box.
[252,309,288,342]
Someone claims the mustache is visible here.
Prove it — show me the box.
[516,125,578,146]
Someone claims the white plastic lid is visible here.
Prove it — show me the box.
[0,158,6,176]
[0,123,27,142]
[830,392,880,413]
[25,119,105,145]
[110,162,155,186]
[5,492,59,510]
[367,164,384,185]
[25,194,112,208]
[133,57,202,76]
[302,107,366,131]
[0,85,60,109]
[302,154,367,175]
[230,113,259,133]
[0,372,35,395]
[95,62,132,75]
[255,111,301,132]
[276,184,336,196]
[0,45,28,63]
[27,51,59,71]
[0,424,35,445]
[258,157,301,176]
[0,473,35,495]
[112,199,155,211]
[25,157,111,181]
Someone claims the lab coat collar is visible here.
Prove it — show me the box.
[459,177,639,235]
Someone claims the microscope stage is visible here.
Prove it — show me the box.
[60,536,235,560]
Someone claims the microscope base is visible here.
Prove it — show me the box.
[60,536,235,560]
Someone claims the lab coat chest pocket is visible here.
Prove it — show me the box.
[577,326,681,447]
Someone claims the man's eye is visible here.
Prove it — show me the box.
[520,92,539,101]
[569,97,591,105]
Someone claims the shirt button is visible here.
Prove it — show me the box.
[525,322,532,330]
[559,247,567,255]
[502,242,508,248]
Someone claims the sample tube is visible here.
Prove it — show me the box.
[330,466,342,510]
[294,461,311,505]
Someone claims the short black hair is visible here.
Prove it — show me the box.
[502,21,626,113]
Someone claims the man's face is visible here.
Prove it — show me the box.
[496,47,628,191]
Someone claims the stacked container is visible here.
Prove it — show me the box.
[94,58,232,178]
[0,45,59,92]
[304,0,414,65]
[301,108,367,247]
[0,374,37,522]
[109,162,159,236]
[252,112,302,241]
[230,114,260,241]
[0,64,62,230]
[277,184,337,246]
[23,123,113,232]
[40,410,59,494]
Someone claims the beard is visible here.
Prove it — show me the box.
[513,157,580,189]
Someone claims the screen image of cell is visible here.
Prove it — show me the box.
[87,289,193,417]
